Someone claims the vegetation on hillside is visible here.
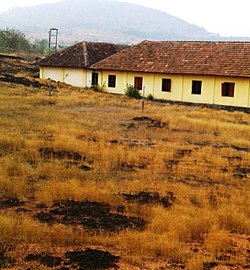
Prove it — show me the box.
[0,28,48,53]
[0,0,227,44]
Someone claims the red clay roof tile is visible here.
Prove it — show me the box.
[39,41,128,68]
[91,40,250,78]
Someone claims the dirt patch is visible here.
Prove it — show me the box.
[65,249,120,270]
[35,200,146,232]
[0,198,24,209]
[122,116,167,130]
[25,253,62,268]
[120,191,175,208]
[132,116,167,128]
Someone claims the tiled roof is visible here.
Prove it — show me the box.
[39,41,128,68]
[91,40,250,78]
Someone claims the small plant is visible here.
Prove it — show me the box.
[0,239,15,268]
[125,84,141,99]
[93,83,106,92]
[146,94,154,101]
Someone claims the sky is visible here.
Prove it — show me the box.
[0,0,249,37]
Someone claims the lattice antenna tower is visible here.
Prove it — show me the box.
[49,28,58,51]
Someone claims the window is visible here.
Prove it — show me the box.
[134,77,143,90]
[162,78,171,92]
[192,80,202,95]
[108,75,116,88]
[91,73,98,86]
[222,82,234,97]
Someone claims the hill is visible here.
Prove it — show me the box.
[0,0,238,45]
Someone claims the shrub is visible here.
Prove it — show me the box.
[93,83,106,92]
[125,85,141,99]
[146,94,154,101]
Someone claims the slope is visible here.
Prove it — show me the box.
[0,0,215,44]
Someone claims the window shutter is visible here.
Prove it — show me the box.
[229,83,234,97]
[222,83,226,96]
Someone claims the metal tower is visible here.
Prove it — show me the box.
[49,28,58,51]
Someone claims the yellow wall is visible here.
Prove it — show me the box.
[39,67,250,108]
[98,70,250,108]
[63,68,84,87]
[40,66,89,88]
[182,75,215,104]
[214,77,250,107]
[40,66,64,82]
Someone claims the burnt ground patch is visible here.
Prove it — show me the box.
[165,148,192,172]
[120,191,176,208]
[203,261,218,270]
[233,166,250,179]
[0,74,46,88]
[109,137,156,148]
[65,249,120,270]
[25,253,62,268]
[35,200,146,232]
[38,147,93,170]
[0,198,25,209]
[115,161,149,172]
[39,147,83,161]
[0,54,38,76]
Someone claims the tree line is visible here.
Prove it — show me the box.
[0,28,48,53]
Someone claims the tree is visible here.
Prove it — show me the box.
[32,39,49,53]
[0,28,31,52]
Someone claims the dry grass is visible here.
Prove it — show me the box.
[0,81,249,269]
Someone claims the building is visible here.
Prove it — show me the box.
[39,41,128,88]
[91,40,250,108]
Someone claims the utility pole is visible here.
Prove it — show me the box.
[48,28,58,51]
[142,86,145,113]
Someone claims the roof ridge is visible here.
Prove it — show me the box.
[141,40,250,44]
[82,41,89,67]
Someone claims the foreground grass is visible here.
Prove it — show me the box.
[0,82,249,269]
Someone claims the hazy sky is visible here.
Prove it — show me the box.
[0,0,249,37]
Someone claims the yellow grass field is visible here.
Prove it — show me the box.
[0,79,249,269]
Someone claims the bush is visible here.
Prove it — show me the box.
[93,83,106,92]
[146,94,154,101]
[125,85,141,99]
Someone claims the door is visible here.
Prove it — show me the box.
[92,73,99,86]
